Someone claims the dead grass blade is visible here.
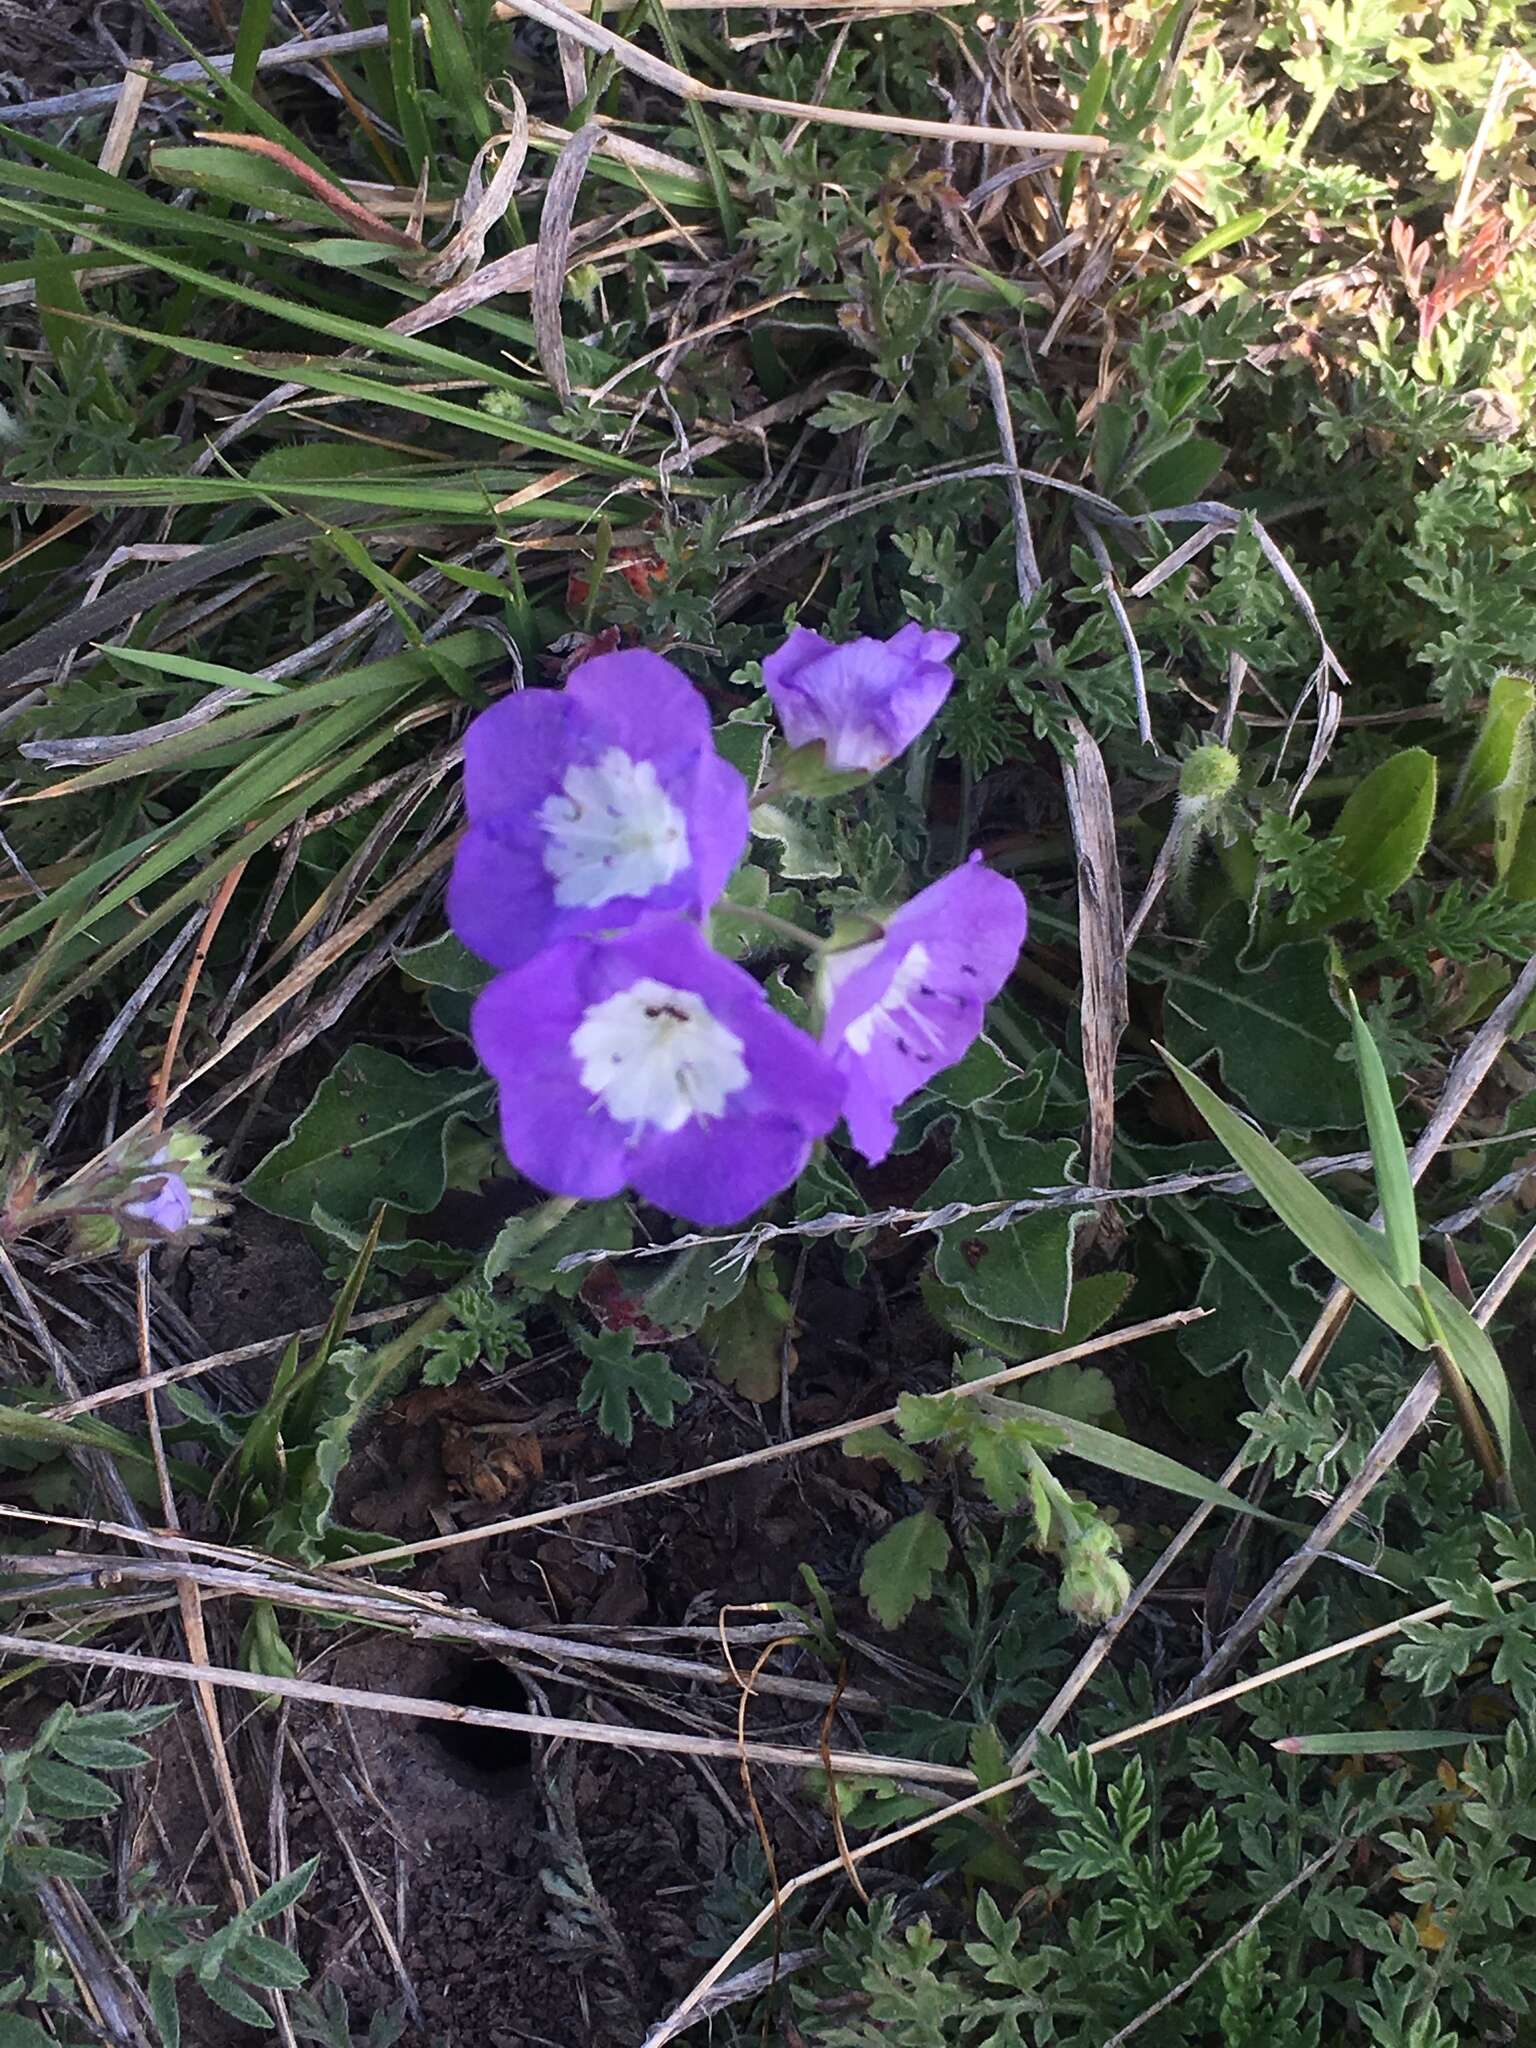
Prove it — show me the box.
[533,122,605,406]
[0,1630,974,1788]
[413,87,531,287]
[1009,946,1536,1771]
[652,1567,1534,2036]
[491,0,1108,153]
[336,1309,1208,1572]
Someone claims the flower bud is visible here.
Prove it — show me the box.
[762,623,959,776]
[1059,1519,1131,1625]
[1179,743,1240,805]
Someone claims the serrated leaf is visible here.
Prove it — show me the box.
[1021,1363,1120,1426]
[1328,748,1437,917]
[1161,1049,1427,1348]
[843,1425,927,1482]
[244,1045,493,1235]
[926,1129,1080,1330]
[576,1329,691,1446]
[751,799,843,880]
[860,1511,952,1629]
[1160,909,1358,1130]
[809,390,895,434]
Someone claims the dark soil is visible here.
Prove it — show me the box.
[0,1,212,110]
[135,1204,929,2047]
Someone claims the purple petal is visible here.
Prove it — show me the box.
[462,688,573,821]
[822,856,1027,1164]
[474,917,843,1225]
[449,657,748,972]
[564,649,715,763]
[473,954,632,1200]
[122,1173,193,1236]
[687,746,751,907]
[761,624,959,772]
[447,820,563,971]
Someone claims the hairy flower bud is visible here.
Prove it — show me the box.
[1179,743,1241,804]
[1059,1518,1131,1625]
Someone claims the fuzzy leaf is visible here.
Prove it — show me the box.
[244,1045,493,1234]
[926,1129,1081,1330]
[1160,910,1358,1130]
[860,1511,952,1629]
[1448,673,1534,872]
[1330,747,1437,916]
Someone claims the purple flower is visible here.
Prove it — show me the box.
[448,651,749,973]
[821,855,1027,1164]
[762,622,960,773]
[121,1172,194,1238]
[473,916,845,1226]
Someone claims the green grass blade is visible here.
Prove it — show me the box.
[1347,991,1420,1290]
[1159,1048,1429,1347]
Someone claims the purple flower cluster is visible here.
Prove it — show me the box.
[450,627,1026,1225]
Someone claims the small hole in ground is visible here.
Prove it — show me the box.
[422,1657,534,1778]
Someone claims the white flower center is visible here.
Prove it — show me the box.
[842,942,946,1058]
[538,748,690,909]
[571,977,749,1135]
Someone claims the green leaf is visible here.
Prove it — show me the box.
[639,1243,751,1335]
[576,1330,691,1447]
[1375,1243,1536,1515]
[1504,807,1536,902]
[1165,1205,1368,1384]
[698,1258,793,1403]
[1159,1049,1428,1348]
[485,1198,629,1296]
[860,1512,952,1629]
[1134,435,1224,511]
[1004,1402,1299,1525]
[925,1130,1081,1330]
[1347,991,1419,1290]
[750,799,843,880]
[1160,910,1358,1130]
[1329,747,1437,918]
[843,1425,927,1483]
[26,1758,119,1818]
[226,1933,308,1991]
[1273,1729,1480,1756]
[242,1855,320,1926]
[148,1965,181,2048]
[199,1974,273,2031]
[1448,673,1535,875]
[243,1045,493,1235]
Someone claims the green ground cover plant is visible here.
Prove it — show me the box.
[2,0,1536,2041]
